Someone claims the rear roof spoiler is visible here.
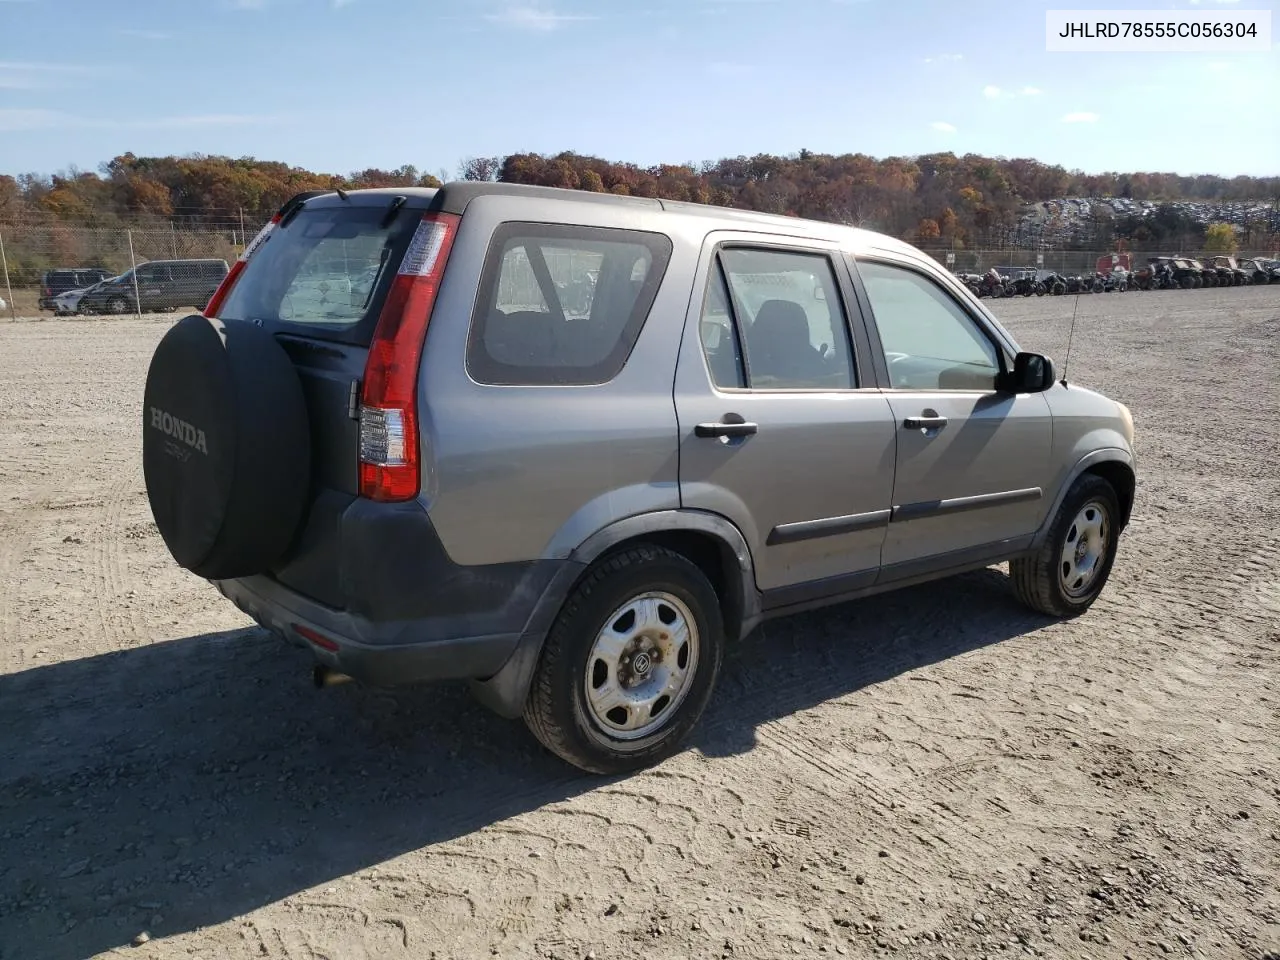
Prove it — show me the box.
[276,190,337,226]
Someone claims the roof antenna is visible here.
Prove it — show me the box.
[1059,291,1081,388]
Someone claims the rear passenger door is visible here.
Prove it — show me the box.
[674,236,897,602]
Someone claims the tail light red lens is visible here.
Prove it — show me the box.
[358,212,459,502]
[203,212,281,317]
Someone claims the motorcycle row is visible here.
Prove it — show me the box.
[958,256,1280,299]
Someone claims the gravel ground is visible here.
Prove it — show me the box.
[0,290,1277,960]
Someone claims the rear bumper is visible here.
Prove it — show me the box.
[213,497,567,687]
[217,573,533,685]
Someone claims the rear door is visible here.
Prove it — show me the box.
[850,255,1053,576]
[674,234,897,604]
[212,194,430,601]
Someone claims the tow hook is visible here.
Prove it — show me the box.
[313,665,353,689]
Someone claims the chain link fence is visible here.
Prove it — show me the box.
[1,222,1274,321]
[0,222,256,320]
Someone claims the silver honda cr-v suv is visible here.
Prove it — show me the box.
[142,182,1136,774]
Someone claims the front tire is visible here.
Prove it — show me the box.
[524,545,725,774]
[1010,474,1121,618]
[106,296,129,315]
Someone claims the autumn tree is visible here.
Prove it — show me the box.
[1203,222,1238,253]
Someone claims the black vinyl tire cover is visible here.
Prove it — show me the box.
[143,315,310,580]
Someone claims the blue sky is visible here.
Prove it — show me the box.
[1,0,1276,179]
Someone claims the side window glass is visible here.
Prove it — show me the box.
[698,261,746,389]
[858,260,1001,392]
[715,248,855,390]
[469,225,672,386]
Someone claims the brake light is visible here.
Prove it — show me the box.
[203,212,281,317]
[358,212,459,502]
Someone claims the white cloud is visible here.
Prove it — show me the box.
[923,53,963,63]
[984,84,1044,100]
[485,5,598,30]
[931,121,957,133]
[1062,111,1100,123]
[233,0,266,9]
[0,61,91,90]
[0,108,61,132]
[332,0,357,7]
[1190,0,1242,4]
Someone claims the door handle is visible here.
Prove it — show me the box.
[695,420,758,439]
[903,415,949,430]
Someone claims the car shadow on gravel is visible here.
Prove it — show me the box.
[0,567,1049,960]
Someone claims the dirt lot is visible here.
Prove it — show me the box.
[0,290,1277,960]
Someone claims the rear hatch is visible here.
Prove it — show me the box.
[211,190,438,605]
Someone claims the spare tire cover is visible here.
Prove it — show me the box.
[143,315,311,580]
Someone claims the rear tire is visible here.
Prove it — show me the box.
[1010,474,1121,619]
[523,545,724,775]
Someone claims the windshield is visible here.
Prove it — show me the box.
[216,202,420,345]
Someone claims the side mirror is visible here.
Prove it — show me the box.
[1002,351,1056,393]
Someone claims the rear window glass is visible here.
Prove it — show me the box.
[467,222,672,386]
[217,203,419,344]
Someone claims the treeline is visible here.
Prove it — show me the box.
[0,154,442,230]
[2,150,1277,248]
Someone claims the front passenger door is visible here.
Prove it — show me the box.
[853,257,1054,575]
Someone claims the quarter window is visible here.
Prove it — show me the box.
[858,260,1002,392]
[468,223,672,386]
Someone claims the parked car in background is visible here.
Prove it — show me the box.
[52,279,112,316]
[78,259,229,314]
[1236,258,1271,285]
[1198,258,1234,287]
[39,267,113,310]
[1210,256,1250,286]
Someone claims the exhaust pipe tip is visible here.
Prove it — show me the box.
[313,664,353,689]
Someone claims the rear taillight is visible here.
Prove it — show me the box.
[203,213,281,317]
[358,212,459,502]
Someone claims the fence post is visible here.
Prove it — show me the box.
[127,229,142,319]
[0,230,15,321]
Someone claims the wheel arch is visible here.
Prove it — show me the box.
[1032,448,1135,549]
[469,510,760,719]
